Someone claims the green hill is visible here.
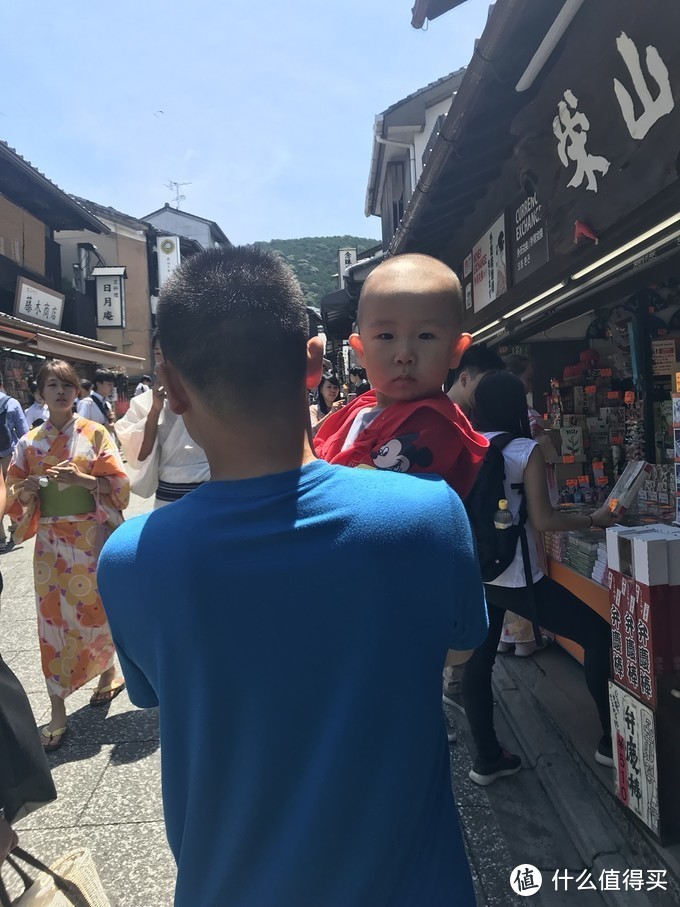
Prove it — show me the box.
[256,235,380,307]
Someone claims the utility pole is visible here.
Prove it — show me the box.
[165,180,192,209]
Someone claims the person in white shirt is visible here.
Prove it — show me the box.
[24,382,49,428]
[77,369,116,431]
[134,376,152,396]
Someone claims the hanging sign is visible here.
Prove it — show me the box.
[511,192,549,283]
[472,213,508,313]
[93,267,127,329]
[14,277,64,329]
[157,236,181,289]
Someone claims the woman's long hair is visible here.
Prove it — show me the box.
[316,375,341,415]
[471,371,532,440]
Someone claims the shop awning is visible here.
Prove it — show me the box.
[31,333,145,369]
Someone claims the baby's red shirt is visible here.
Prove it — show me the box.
[313,390,488,499]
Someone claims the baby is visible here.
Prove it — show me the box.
[314,253,488,499]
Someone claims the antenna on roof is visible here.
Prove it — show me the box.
[165,180,192,209]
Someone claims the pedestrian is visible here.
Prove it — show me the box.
[0,374,29,553]
[115,336,209,507]
[314,253,488,499]
[134,375,152,396]
[76,369,116,431]
[24,381,49,429]
[461,370,616,785]
[97,245,488,907]
[309,374,342,435]
[348,365,370,397]
[497,353,559,657]
[5,360,130,752]
[446,343,505,416]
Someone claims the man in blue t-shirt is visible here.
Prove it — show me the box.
[98,245,488,907]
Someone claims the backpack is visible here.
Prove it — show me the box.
[0,398,12,452]
[464,432,541,645]
[464,433,524,582]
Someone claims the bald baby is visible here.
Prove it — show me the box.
[350,253,471,409]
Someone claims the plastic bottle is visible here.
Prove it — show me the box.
[493,499,513,530]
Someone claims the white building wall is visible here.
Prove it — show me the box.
[413,97,454,183]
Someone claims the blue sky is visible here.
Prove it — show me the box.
[3,1,490,244]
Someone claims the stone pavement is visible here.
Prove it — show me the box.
[2,486,677,906]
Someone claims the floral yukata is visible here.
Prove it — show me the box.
[7,416,129,698]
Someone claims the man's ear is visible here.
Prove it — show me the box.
[156,362,189,415]
[450,332,472,369]
[348,333,365,366]
[306,336,324,390]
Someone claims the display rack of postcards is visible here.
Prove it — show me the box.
[672,393,680,524]
[0,354,32,407]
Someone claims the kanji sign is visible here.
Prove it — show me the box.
[94,270,126,328]
[14,277,65,329]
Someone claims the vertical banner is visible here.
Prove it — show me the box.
[337,248,357,290]
[157,236,181,289]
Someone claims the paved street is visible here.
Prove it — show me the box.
[1,487,678,906]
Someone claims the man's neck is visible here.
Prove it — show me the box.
[195,402,318,482]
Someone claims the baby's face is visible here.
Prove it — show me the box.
[355,289,461,407]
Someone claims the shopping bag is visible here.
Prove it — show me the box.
[0,847,111,906]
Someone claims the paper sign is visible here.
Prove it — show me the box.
[566,478,579,487]
[624,391,635,404]
[562,455,575,464]
[585,385,597,394]
[578,475,590,487]
[599,368,613,378]
[608,391,622,400]
[596,476,609,486]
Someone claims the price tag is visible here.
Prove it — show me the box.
[611,435,624,444]
[596,476,609,486]
[608,498,619,512]
[599,368,613,377]
[562,455,575,464]
[578,475,590,487]
[624,391,635,404]
[585,385,597,395]
[608,391,622,400]
[593,461,604,470]
[566,478,579,488]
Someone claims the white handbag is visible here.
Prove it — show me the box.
[0,848,111,906]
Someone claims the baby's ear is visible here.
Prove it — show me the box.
[450,333,472,369]
[348,333,365,365]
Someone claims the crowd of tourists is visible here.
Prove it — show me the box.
[1,246,616,905]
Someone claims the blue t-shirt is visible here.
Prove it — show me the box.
[98,460,487,907]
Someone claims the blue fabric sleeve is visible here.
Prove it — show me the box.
[445,487,489,650]
[10,400,28,440]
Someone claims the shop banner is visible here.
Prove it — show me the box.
[472,213,508,313]
[609,681,660,837]
[511,192,549,283]
[13,277,65,329]
[157,236,181,289]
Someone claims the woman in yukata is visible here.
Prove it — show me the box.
[6,360,130,751]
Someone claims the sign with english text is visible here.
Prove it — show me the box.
[511,192,549,283]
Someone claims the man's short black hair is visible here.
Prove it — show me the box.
[157,245,309,411]
[80,378,93,392]
[94,369,115,387]
[449,344,505,384]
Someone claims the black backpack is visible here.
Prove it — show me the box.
[464,433,524,582]
[464,433,541,644]
[0,398,12,452]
